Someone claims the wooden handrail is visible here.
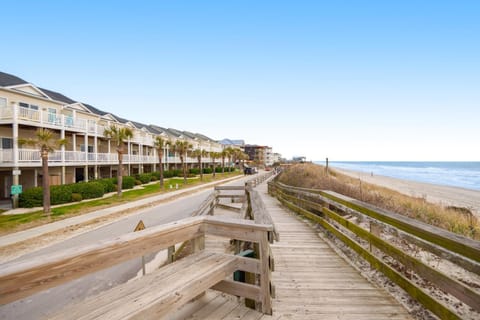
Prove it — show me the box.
[0,216,273,310]
[268,180,480,319]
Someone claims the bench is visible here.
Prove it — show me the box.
[51,252,240,319]
[0,216,274,318]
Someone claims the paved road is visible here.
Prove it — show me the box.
[0,175,254,320]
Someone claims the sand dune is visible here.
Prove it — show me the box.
[333,167,480,217]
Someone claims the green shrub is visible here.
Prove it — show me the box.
[150,175,158,181]
[151,171,160,180]
[215,167,222,173]
[71,193,83,202]
[135,180,142,186]
[96,178,116,193]
[72,181,105,199]
[203,168,213,174]
[136,173,152,184]
[121,176,136,189]
[19,187,43,208]
[50,185,73,205]
[189,168,200,175]
[163,170,174,178]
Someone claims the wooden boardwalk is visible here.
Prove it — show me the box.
[176,182,412,320]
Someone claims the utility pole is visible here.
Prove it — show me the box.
[325,157,329,175]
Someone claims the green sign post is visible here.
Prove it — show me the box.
[11,185,22,195]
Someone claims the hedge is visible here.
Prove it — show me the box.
[19,187,43,208]
[96,178,116,193]
[136,173,152,184]
[71,181,105,199]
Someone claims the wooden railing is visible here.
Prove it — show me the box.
[245,170,276,188]
[0,216,274,316]
[268,180,480,320]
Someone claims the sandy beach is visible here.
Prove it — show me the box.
[333,167,480,217]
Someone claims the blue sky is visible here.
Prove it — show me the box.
[2,1,479,161]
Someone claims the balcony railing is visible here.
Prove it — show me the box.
[0,149,217,166]
[0,104,224,153]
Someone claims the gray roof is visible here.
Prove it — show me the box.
[166,128,184,138]
[0,71,28,87]
[182,131,198,140]
[2,71,226,145]
[83,103,109,116]
[219,139,245,146]
[39,87,77,105]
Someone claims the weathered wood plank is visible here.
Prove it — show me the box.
[50,252,239,320]
[0,217,205,304]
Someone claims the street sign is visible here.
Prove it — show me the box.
[12,169,21,176]
[134,220,146,232]
[11,185,22,195]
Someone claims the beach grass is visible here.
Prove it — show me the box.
[278,163,479,240]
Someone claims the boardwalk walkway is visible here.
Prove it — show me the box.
[177,181,412,320]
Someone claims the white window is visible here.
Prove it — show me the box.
[0,137,13,149]
[19,102,39,110]
[80,145,94,153]
[0,97,6,108]
[48,108,57,123]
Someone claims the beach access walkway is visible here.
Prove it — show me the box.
[176,181,413,319]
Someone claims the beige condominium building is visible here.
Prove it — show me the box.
[0,71,225,200]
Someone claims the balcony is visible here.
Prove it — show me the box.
[0,149,161,167]
[0,149,215,167]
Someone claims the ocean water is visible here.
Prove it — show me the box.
[314,161,480,191]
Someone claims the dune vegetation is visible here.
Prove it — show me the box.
[278,163,479,240]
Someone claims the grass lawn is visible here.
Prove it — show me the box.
[0,172,241,234]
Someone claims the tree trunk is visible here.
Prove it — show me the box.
[181,155,187,184]
[41,151,51,216]
[213,160,216,178]
[199,157,203,181]
[159,150,164,187]
[117,152,123,196]
[222,157,225,173]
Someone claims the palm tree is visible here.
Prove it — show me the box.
[210,151,220,178]
[231,148,242,169]
[221,149,230,174]
[154,136,169,187]
[18,128,67,216]
[173,140,192,184]
[224,147,235,171]
[104,124,133,196]
[192,149,207,181]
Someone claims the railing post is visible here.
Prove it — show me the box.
[259,231,272,314]
[192,235,205,253]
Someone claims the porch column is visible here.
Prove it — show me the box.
[127,139,131,176]
[11,101,19,208]
[84,133,88,181]
[139,144,143,174]
[94,135,98,179]
[61,128,65,184]
[34,169,38,187]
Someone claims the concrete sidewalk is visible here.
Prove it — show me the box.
[0,175,244,248]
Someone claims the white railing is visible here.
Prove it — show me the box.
[0,105,13,119]
[0,149,13,162]
[0,149,159,165]
[18,107,40,122]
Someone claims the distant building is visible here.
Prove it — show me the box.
[218,138,245,147]
[272,153,282,164]
[292,156,307,163]
[244,144,274,167]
